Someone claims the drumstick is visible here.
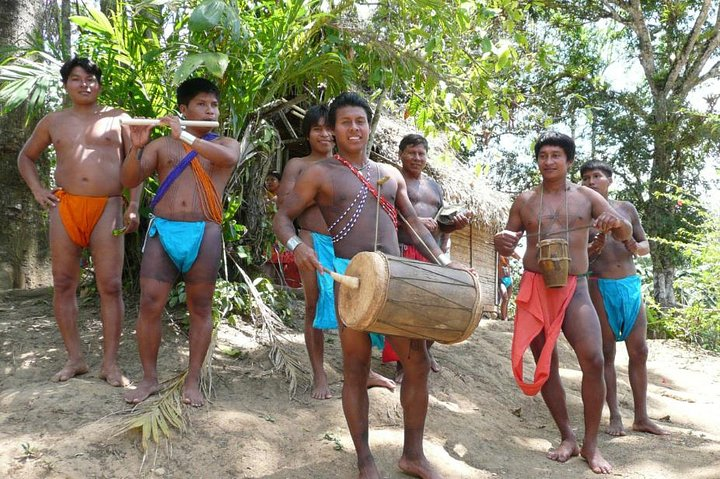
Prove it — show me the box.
[120,119,220,127]
[374,176,391,252]
[324,269,360,289]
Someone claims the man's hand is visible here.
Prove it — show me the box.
[494,230,522,254]
[31,187,59,208]
[623,237,639,255]
[292,243,323,273]
[588,232,606,260]
[123,204,140,234]
[419,217,438,233]
[447,260,476,276]
[450,210,472,230]
[159,116,183,140]
[128,123,154,149]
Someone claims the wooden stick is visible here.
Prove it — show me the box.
[120,119,220,127]
[324,269,360,289]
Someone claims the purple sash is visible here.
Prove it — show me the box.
[150,132,220,211]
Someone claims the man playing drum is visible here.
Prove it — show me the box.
[494,131,632,475]
[580,160,668,437]
[382,133,471,382]
[274,92,467,479]
[121,78,241,407]
[17,57,141,386]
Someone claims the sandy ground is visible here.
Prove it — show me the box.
[1,287,720,479]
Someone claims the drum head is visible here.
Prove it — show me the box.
[337,252,389,330]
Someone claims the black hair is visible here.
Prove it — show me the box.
[533,131,575,163]
[176,78,220,106]
[266,170,281,181]
[399,134,428,153]
[579,160,613,179]
[60,57,102,85]
[302,104,329,138]
[328,92,373,127]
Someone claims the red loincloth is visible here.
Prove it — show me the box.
[512,271,577,396]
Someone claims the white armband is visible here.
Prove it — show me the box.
[179,131,197,145]
[286,235,303,252]
[437,252,452,266]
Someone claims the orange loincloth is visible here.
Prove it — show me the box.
[512,271,577,396]
[55,189,108,248]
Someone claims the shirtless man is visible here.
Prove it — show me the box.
[276,105,335,399]
[383,134,470,381]
[278,105,395,399]
[580,160,668,437]
[494,131,632,474]
[274,92,465,478]
[121,78,241,407]
[17,57,141,386]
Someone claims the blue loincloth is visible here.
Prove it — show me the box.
[597,275,642,342]
[501,276,513,289]
[312,232,338,329]
[148,217,205,274]
[334,256,384,350]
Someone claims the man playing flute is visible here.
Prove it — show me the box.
[121,78,241,406]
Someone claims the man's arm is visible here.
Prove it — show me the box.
[17,115,59,208]
[163,116,240,168]
[121,123,157,188]
[494,194,526,257]
[622,201,649,256]
[588,188,632,242]
[273,164,323,272]
[395,170,448,264]
[276,158,303,208]
[119,117,142,234]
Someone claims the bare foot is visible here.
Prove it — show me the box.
[580,445,612,474]
[605,416,626,436]
[123,379,161,404]
[182,381,205,407]
[398,455,443,479]
[100,363,130,387]
[311,374,333,400]
[546,438,580,463]
[366,369,396,391]
[633,417,670,435]
[358,454,381,479]
[51,359,89,382]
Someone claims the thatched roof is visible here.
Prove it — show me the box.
[370,116,511,232]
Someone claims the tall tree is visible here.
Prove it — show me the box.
[0,0,52,289]
[565,0,720,306]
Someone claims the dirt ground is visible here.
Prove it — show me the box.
[1,287,720,479]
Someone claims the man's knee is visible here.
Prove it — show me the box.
[628,341,648,364]
[578,348,604,375]
[53,272,79,295]
[96,276,122,298]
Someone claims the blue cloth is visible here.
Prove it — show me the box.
[333,256,384,350]
[312,232,338,329]
[149,217,206,274]
[501,276,513,289]
[597,275,642,342]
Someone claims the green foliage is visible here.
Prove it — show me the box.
[646,200,720,352]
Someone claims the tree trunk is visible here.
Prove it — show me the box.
[0,0,52,290]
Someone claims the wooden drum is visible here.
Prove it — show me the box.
[537,238,570,288]
[337,252,482,345]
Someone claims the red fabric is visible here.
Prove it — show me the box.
[270,248,302,288]
[382,243,431,363]
[512,271,577,396]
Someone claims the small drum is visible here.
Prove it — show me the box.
[537,238,570,288]
[337,252,481,344]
